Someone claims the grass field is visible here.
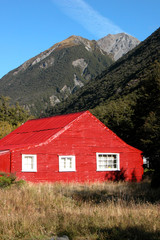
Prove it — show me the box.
[0,181,159,240]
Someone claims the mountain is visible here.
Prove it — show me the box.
[47,28,160,115]
[0,35,113,115]
[0,33,140,116]
[97,33,140,60]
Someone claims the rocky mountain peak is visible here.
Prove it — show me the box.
[97,33,140,60]
[59,35,95,52]
[55,35,90,47]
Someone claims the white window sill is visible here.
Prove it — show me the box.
[96,169,120,171]
[21,170,37,172]
[59,170,76,172]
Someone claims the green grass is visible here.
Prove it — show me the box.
[0,181,159,240]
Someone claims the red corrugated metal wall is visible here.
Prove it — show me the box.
[11,112,143,182]
[0,151,11,173]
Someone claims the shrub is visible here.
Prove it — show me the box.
[0,175,11,188]
[0,172,25,188]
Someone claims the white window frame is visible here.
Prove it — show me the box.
[59,155,76,172]
[96,153,120,171]
[22,154,37,172]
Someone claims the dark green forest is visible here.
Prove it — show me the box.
[0,96,30,139]
[92,61,160,169]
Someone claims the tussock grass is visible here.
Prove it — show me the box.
[0,181,159,240]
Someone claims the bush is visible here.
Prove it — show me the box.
[0,175,11,188]
[0,172,25,188]
[15,179,26,187]
[143,168,154,180]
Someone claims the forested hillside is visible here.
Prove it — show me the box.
[0,33,140,116]
[0,36,113,116]
[0,96,31,139]
[92,61,160,169]
[45,28,160,169]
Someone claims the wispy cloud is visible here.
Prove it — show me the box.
[52,0,123,39]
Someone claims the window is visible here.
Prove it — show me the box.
[59,155,76,172]
[22,154,37,172]
[96,153,120,171]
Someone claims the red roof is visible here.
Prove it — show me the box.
[0,111,86,151]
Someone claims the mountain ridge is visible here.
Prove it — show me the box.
[0,35,113,115]
[45,28,160,115]
[0,33,140,116]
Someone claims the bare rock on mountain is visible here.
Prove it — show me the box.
[72,58,88,74]
[97,33,140,61]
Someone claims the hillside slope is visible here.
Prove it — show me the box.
[47,28,160,115]
[0,33,140,116]
[0,36,113,115]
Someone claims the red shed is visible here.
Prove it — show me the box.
[0,111,143,182]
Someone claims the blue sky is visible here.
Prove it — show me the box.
[0,0,159,78]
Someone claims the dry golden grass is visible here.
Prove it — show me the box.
[0,181,159,240]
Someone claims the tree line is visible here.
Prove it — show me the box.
[0,96,31,139]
